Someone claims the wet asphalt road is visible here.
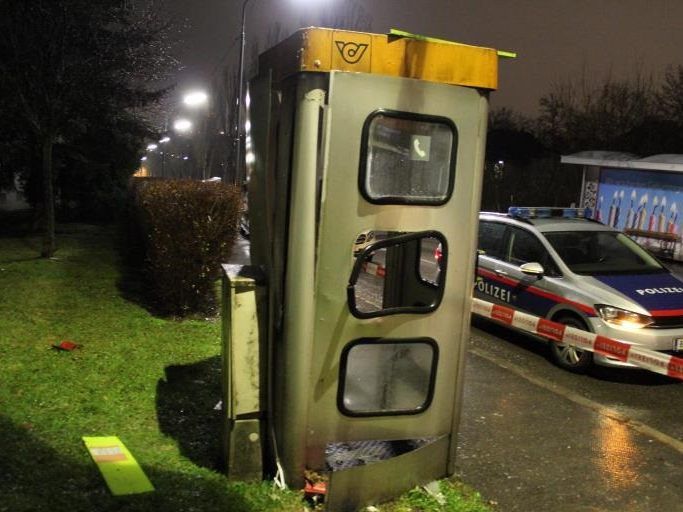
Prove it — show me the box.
[228,237,682,511]
[458,319,682,511]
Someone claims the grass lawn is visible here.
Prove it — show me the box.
[0,223,492,512]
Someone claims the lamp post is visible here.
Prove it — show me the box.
[144,86,206,178]
[234,0,328,185]
[234,0,252,186]
[180,91,209,179]
[159,136,170,177]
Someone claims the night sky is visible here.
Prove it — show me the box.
[167,0,683,116]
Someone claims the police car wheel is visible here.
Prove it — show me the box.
[549,316,593,373]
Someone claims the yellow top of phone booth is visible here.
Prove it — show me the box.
[259,27,500,90]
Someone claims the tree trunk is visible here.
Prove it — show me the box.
[41,135,56,258]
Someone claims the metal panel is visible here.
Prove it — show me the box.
[326,435,449,511]
[258,27,498,90]
[302,71,489,475]
[221,264,267,481]
[247,71,273,269]
[277,81,327,486]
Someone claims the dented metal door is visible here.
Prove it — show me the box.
[275,70,490,509]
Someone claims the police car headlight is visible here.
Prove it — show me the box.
[595,305,654,329]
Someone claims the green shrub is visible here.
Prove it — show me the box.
[134,179,242,316]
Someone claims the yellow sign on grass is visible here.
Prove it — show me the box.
[83,436,154,496]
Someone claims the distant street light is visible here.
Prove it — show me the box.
[173,118,193,133]
[183,90,209,107]
[145,92,207,178]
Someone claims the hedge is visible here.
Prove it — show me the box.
[133,179,242,316]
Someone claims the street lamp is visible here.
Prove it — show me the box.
[234,0,253,185]
[182,90,211,179]
[173,118,193,133]
[158,136,171,176]
[183,90,209,107]
[234,0,329,185]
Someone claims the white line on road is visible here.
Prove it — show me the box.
[468,346,683,454]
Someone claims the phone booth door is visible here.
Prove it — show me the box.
[280,70,489,509]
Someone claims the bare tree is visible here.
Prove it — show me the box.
[537,70,657,154]
[489,107,534,133]
[659,65,683,127]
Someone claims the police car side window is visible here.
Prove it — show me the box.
[507,227,561,276]
[478,221,506,259]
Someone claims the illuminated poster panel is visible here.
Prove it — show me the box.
[595,168,683,260]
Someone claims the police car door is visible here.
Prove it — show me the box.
[499,225,561,317]
[475,220,514,307]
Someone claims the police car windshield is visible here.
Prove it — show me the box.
[543,231,665,275]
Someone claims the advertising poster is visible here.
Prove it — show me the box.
[595,168,683,260]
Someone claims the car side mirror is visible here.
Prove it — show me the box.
[520,262,544,278]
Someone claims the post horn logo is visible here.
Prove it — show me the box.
[335,41,369,64]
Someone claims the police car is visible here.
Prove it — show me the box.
[475,206,683,372]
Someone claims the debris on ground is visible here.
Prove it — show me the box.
[52,340,80,351]
[304,469,328,505]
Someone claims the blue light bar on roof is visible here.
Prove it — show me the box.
[508,206,592,219]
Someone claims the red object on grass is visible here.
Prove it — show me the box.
[53,340,79,351]
[304,480,327,496]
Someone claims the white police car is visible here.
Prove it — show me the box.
[475,207,683,372]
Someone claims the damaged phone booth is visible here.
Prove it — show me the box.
[221,27,501,511]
